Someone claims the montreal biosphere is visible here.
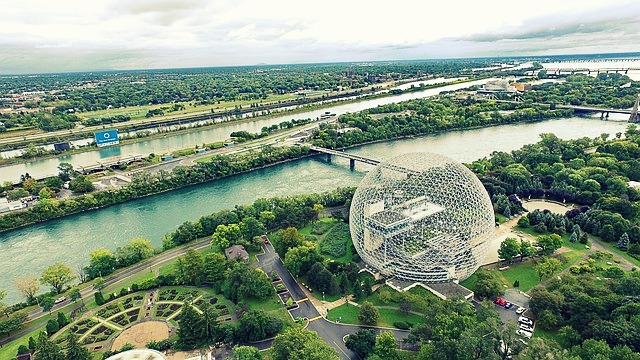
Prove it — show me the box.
[349,152,494,283]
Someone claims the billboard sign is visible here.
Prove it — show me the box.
[95,129,119,147]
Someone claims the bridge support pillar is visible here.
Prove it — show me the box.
[350,159,355,170]
[606,112,609,119]
[600,112,604,119]
[326,154,332,163]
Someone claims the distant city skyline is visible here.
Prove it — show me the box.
[1,0,639,74]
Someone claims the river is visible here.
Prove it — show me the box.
[0,116,630,303]
[0,78,490,183]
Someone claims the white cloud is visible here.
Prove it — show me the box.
[0,0,638,73]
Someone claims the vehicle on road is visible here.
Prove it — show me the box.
[516,307,526,314]
[54,296,66,304]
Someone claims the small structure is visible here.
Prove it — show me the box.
[16,350,34,360]
[225,244,249,263]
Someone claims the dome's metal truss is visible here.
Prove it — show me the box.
[350,152,494,283]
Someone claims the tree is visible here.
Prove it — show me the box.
[358,301,379,325]
[211,223,242,251]
[474,270,504,298]
[34,332,64,360]
[374,332,398,360]
[57,311,69,327]
[41,263,76,294]
[239,217,266,240]
[272,327,339,360]
[569,231,578,243]
[94,292,105,306]
[204,252,228,284]
[536,234,563,256]
[41,295,55,314]
[94,277,105,291]
[69,288,82,304]
[232,345,262,360]
[618,233,630,251]
[57,163,74,182]
[0,311,28,337]
[46,319,59,335]
[399,300,412,315]
[517,216,530,228]
[16,276,39,303]
[237,310,283,342]
[115,237,154,267]
[274,227,304,256]
[177,301,205,349]
[85,248,117,279]
[66,332,91,360]
[175,248,205,286]
[345,329,376,359]
[535,257,562,281]
[498,237,520,264]
[0,289,6,316]
[68,175,95,194]
[283,243,322,277]
[520,239,536,260]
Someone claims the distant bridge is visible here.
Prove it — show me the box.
[542,67,640,75]
[484,94,640,123]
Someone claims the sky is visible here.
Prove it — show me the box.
[0,0,639,74]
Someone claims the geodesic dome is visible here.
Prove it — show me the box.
[350,152,494,283]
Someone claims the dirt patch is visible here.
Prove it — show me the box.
[111,321,169,350]
[523,200,571,214]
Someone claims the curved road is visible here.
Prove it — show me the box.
[256,241,410,359]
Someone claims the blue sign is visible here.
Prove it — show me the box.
[95,130,119,147]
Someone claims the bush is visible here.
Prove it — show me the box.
[393,321,410,330]
[46,319,60,335]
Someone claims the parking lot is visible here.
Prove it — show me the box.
[491,290,535,339]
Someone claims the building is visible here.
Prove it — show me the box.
[350,152,494,287]
[512,83,531,92]
[225,244,249,263]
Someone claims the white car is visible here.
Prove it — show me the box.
[519,324,534,333]
[516,307,526,314]
[517,329,533,338]
[54,296,66,304]
[518,316,533,326]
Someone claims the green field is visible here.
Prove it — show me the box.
[327,303,424,328]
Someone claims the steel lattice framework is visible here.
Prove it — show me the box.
[350,152,494,283]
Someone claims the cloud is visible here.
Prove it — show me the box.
[0,0,639,73]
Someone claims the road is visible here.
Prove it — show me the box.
[0,238,212,347]
[256,241,410,359]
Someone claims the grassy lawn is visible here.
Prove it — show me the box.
[327,303,424,328]
[595,238,640,268]
[460,273,477,291]
[533,326,560,343]
[244,294,294,326]
[0,327,43,360]
[495,213,507,224]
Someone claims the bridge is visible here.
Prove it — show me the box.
[542,67,640,75]
[309,145,379,170]
[309,145,421,175]
[481,95,640,123]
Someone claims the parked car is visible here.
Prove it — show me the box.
[519,316,533,326]
[505,302,513,309]
[519,324,534,333]
[494,297,503,304]
[516,329,533,338]
[516,307,526,314]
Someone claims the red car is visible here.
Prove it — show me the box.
[494,297,507,306]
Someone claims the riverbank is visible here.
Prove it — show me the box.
[0,77,478,166]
